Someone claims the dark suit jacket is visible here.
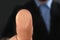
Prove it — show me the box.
[2,0,60,40]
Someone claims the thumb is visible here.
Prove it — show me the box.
[16,9,33,40]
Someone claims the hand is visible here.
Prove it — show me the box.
[9,9,33,40]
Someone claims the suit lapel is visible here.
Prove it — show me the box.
[49,1,57,36]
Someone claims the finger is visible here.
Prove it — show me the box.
[16,9,33,40]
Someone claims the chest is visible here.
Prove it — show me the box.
[29,6,60,39]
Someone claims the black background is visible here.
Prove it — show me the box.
[0,0,29,33]
[0,0,60,37]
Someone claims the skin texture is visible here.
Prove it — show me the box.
[9,9,33,40]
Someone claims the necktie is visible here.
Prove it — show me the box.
[40,4,51,32]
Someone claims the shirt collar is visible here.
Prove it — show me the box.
[34,0,53,8]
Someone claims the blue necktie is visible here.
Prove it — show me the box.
[40,4,51,32]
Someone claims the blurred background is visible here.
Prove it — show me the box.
[0,0,60,38]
